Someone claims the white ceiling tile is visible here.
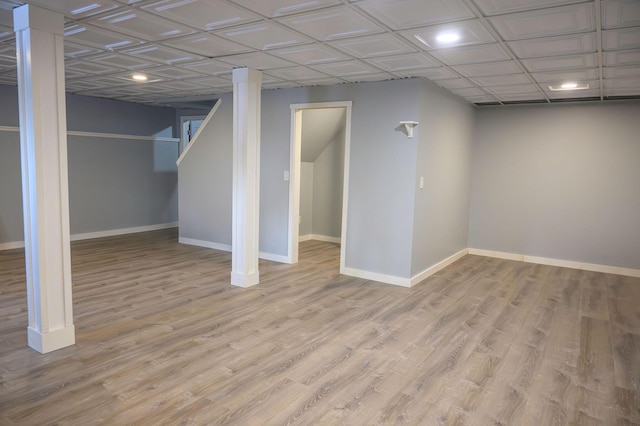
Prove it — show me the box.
[508,32,596,59]
[401,19,496,50]
[65,59,120,75]
[217,51,295,70]
[465,95,499,103]
[496,92,547,102]
[145,80,205,91]
[229,0,341,18]
[215,22,313,50]
[65,23,142,50]
[89,8,196,41]
[311,60,380,76]
[489,3,595,41]
[270,44,350,65]
[603,29,640,51]
[604,50,640,66]
[0,23,12,40]
[473,0,586,16]
[84,52,157,70]
[75,75,134,87]
[25,0,120,18]
[602,0,640,30]
[394,67,458,80]
[355,0,474,29]
[603,77,640,89]
[469,73,532,86]
[605,87,640,96]
[547,88,600,98]
[163,33,252,56]
[530,68,599,83]
[484,83,541,94]
[603,65,640,79]
[262,80,302,89]
[0,69,16,85]
[185,75,234,88]
[266,65,330,80]
[293,77,346,85]
[278,8,383,41]
[365,53,440,71]
[429,43,510,65]
[65,79,108,91]
[339,72,395,82]
[329,33,415,58]
[142,0,260,31]
[176,59,233,76]
[452,61,523,77]
[522,53,596,72]
[64,42,103,59]
[107,71,166,84]
[451,87,486,97]
[121,43,203,65]
[436,78,475,90]
[144,66,206,80]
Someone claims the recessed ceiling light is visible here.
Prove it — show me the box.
[548,82,589,91]
[132,73,148,82]
[436,32,460,43]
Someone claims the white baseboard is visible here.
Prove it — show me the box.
[410,248,468,287]
[179,237,231,252]
[0,240,25,250]
[71,222,178,241]
[258,252,291,263]
[179,237,290,264]
[0,222,179,251]
[299,234,341,244]
[341,266,411,287]
[468,248,640,278]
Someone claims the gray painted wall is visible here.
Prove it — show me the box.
[299,162,314,236]
[312,129,344,239]
[0,84,179,243]
[178,93,233,245]
[411,80,475,276]
[260,79,422,277]
[469,101,640,270]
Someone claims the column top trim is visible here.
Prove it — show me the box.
[14,4,64,35]
[232,67,262,84]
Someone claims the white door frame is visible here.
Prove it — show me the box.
[287,101,352,273]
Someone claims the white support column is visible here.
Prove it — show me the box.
[231,68,262,288]
[14,5,75,353]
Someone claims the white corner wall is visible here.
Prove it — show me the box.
[469,101,640,271]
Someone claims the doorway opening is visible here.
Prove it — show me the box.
[180,115,206,153]
[288,101,352,272]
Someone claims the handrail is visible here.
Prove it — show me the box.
[0,125,179,142]
[176,98,222,166]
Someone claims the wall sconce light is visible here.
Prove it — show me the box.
[400,121,419,138]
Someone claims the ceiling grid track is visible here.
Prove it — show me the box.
[463,0,551,103]
[0,0,638,106]
[594,0,604,101]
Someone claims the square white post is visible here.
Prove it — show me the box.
[231,68,262,287]
[14,4,75,353]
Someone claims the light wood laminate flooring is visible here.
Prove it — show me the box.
[1,229,639,425]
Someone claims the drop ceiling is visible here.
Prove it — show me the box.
[0,0,638,106]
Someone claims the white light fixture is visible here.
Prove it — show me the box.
[132,73,148,82]
[400,121,419,138]
[548,82,589,91]
[436,32,460,43]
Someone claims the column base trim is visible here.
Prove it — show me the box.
[231,271,260,288]
[28,325,75,354]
